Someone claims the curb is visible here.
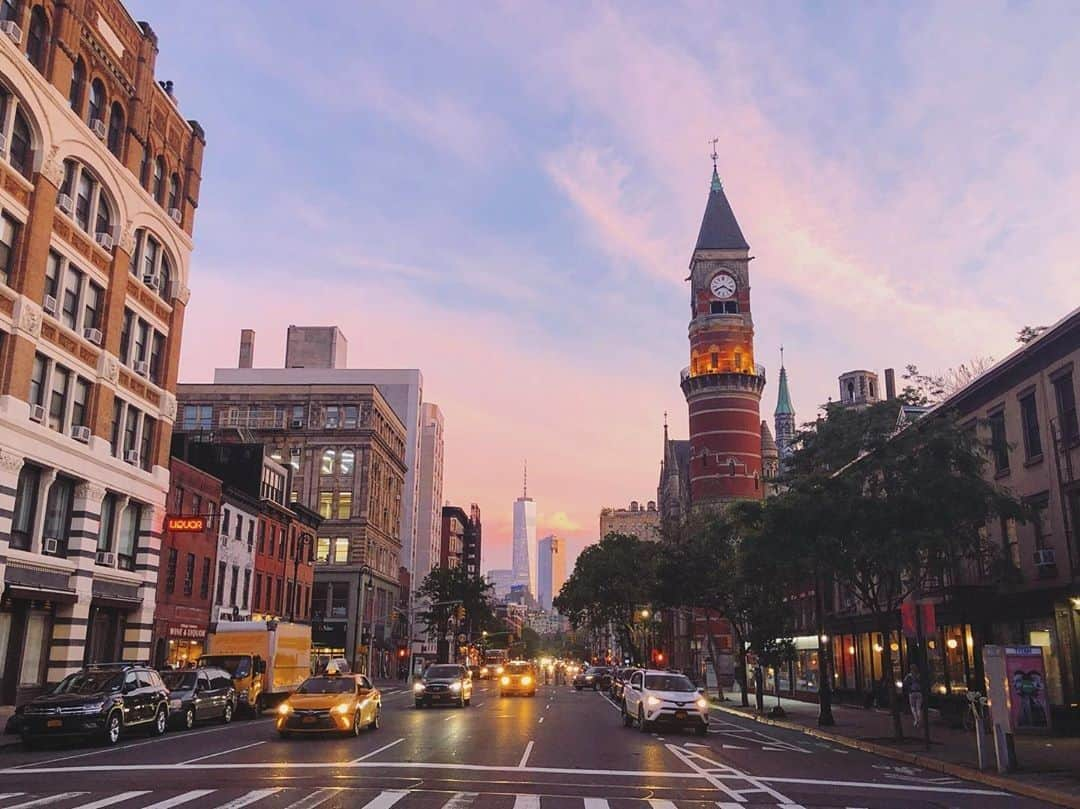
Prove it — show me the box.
[711,702,1080,809]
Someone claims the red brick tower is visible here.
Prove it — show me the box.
[680,161,766,506]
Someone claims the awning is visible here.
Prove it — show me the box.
[92,594,143,610]
[4,584,78,604]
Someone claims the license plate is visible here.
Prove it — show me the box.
[674,710,687,720]
[303,716,317,724]
[47,719,62,728]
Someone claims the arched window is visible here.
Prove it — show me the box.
[339,449,354,475]
[88,79,105,127]
[1,85,36,180]
[107,101,124,157]
[728,459,736,477]
[158,254,171,300]
[130,228,175,301]
[25,6,48,73]
[320,449,336,476]
[167,173,180,212]
[152,156,164,203]
[139,148,150,188]
[69,58,85,113]
[95,195,111,241]
[60,159,115,246]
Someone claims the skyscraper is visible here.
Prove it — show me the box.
[512,464,537,598]
[414,403,445,581]
[537,535,566,612]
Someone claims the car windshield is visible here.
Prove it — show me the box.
[425,665,463,679]
[52,670,122,695]
[161,671,197,690]
[296,677,354,694]
[585,667,605,675]
[507,663,532,674]
[201,656,250,678]
[645,674,696,692]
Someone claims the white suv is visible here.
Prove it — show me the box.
[621,669,708,736]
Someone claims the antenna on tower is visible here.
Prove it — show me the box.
[523,459,528,499]
[780,344,785,368]
[709,137,722,191]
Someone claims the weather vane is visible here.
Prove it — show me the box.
[709,137,719,168]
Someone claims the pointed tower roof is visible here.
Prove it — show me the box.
[760,420,778,458]
[775,349,794,417]
[695,166,749,251]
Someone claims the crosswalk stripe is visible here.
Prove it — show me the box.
[583,799,609,809]
[648,801,677,809]
[2,795,88,809]
[716,804,744,809]
[139,791,216,809]
[512,796,540,809]
[72,793,152,809]
[360,791,411,809]
[280,788,345,809]
[209,790,283,809]
[441,793,478,809]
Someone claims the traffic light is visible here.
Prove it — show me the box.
[397,647,406,659]
[455,605,466,621]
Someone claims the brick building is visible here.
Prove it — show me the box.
[440,505,467,570]
[0,0,204,703]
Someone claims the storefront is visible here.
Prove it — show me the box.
[1,565,76,705]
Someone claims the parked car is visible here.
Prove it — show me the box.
[19,663,170,747]
[621,669,708,736]
[610,667,637,700]
[162,667,237,730]
[573,666,613,691]
[277,673,381,737]
[499,660,537,697]
[414,664,473,708]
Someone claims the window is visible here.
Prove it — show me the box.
[234,512,242,541]
[333,537,349,564]
[109,397,122,455]
[258,520,266,552]
[242,570,250,610]
[133,319,148,365]
[11,464,41,551]
[200,558,211,599]
[191,493,202,516]
[107,102,124,157]
[24,6,47,73]
[181,404,213,431]
[1053,373,1078,445]
[325,406,340,428]
[0,213,19,285]
[117,502,140,570]
[289,447,301,470]
[96,493,116,553]
[119,309,132,363]
[69,58,85,113]
[71,377,90,428]
[316,536,330,563]
[1018,392,1042,460]
[123,404,139,457]
[229,565,239,607]
[149,331,165,385]
[337,492,352,519]
[344,406,358,428]
[83,281,103,332]
[131,229,173,301]
[60,265,82,329]
[339,449,355,475]
[28,351,46,407]
[167,174,180,211]
[0,0,19,23]
[318,491,333,519]
[1031,499,1050,551]
[988,409,1009,474]
[278,532,286,560]
[254,573,262,610]
[42,476,75,556]
[268,525,275,556]
[291,404,305,427]
[46,365,68,432]
[216,561,226,604]
[88,79,105,127]
[0,86,35,180]
[61,160,114,242]
[247,519,254,550]
[152,157,164,203]
[165,548,177,593]
[321,449,335,475]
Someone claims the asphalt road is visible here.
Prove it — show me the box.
[0,680,1056,809]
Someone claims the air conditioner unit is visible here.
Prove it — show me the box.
[0,21,22,44]
[90,118,107,139]
[124,449,140,464]
[168,207,182,224]
[133,360,149,376]
[71,425,91,442]
[83,327,102,345]
[1034,548,1056,566]
[56,193,74,214]
[29,403,45,422]
[96,550,115,566]
[43,294,57,315]
[290,419,304,429]
[43,537,59,554]
[143,273,159,291]
[219,534,229,548]
[325,419,339,429]
[94,232,114,250]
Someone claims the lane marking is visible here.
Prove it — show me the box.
[2,795,88,809]
[359,790,410,809]
[0,796,24,802]
[349,737,405,763]
[512,796,539,809]
[140,790,216,809]
[73,792,151,809]
[666,743,793,805]
[179,741,265,765]
[441,793,478,809]
[518,740,535,768]
[209,789,283,809]
[280,788,345,809]
[583,800,609,809]
[647,801,677,809]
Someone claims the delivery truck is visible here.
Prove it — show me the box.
[201,620,311,715]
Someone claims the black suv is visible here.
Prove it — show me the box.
[20,663,170,747]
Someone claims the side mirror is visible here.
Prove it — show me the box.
[123,682,136,694]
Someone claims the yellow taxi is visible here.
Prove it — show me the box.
[276,672,381,738]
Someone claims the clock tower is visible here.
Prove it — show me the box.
[680,161,766,506]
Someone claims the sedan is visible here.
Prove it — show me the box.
[573,666,612,691]
[162,667,236,730]
[499,661,537,697]
[414,664,473,708]
[276,674,381,737]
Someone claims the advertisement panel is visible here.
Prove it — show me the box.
[1004,645,1052,731]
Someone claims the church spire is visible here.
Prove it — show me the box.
[774,347,796,462]
[695,145,749,251]
[775,347,794,417]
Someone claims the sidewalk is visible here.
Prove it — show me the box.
[713,693,1080,808]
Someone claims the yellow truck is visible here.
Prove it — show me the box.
[201,620,311,715]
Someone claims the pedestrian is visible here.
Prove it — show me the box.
[903,665,923,728]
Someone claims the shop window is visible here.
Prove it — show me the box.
[19,612,49,688]
[10,463,41,551]
[330,584,348,617]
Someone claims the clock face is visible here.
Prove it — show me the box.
[710,272,737,299]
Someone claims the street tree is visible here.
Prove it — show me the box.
[416,566,496,663]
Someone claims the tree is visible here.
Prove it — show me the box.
[416,566,496,663]
[901,358,994,405]
[1017,325,1048,344]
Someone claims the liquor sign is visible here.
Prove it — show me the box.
[166,515,206,533]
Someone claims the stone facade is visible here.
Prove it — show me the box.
[599,501,659,541]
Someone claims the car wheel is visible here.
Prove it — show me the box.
[695,724,708,737]
[183,707,195,730]
[21,734,34,750]
[638,707,650,733]
[464,697,471,707]
[458,694,466,709]
[222,701,234,724]
[351,710,362,737]
[104,711,122,746]
[371,706,381,730]
[151,706,168,737]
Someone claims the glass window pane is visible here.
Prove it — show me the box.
[333,537,349,563]
[19,613,49,687]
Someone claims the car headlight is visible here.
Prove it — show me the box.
[501,676,510,685]
[480,667,489,675]
[413,682,426,692]
[496,666,504,675]
[521,676,533,686]
[450,681,462,692]
[169,698,182,711]
[585,675,594,681]
[696,697,708,710]
[646,695,661,707]
[332,702,352,715]
[74,702,105,715]
[277,703,293,715]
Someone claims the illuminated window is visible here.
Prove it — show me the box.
[710,352,719,369]
[321,449,335,475]
[318,491,333,519]
[339,449,354,475]
[337,492,352,520]
[316,536,330,563]
[333,537,349,564]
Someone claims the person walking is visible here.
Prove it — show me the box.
[903,665,923,728]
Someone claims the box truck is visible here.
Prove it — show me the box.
[201,620,311,715]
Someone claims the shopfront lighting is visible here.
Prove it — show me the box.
[873,643,883,653]
[946,638,959,650]
[848,645,856,655]
[889,642,899,652]
[819,634,829,643]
